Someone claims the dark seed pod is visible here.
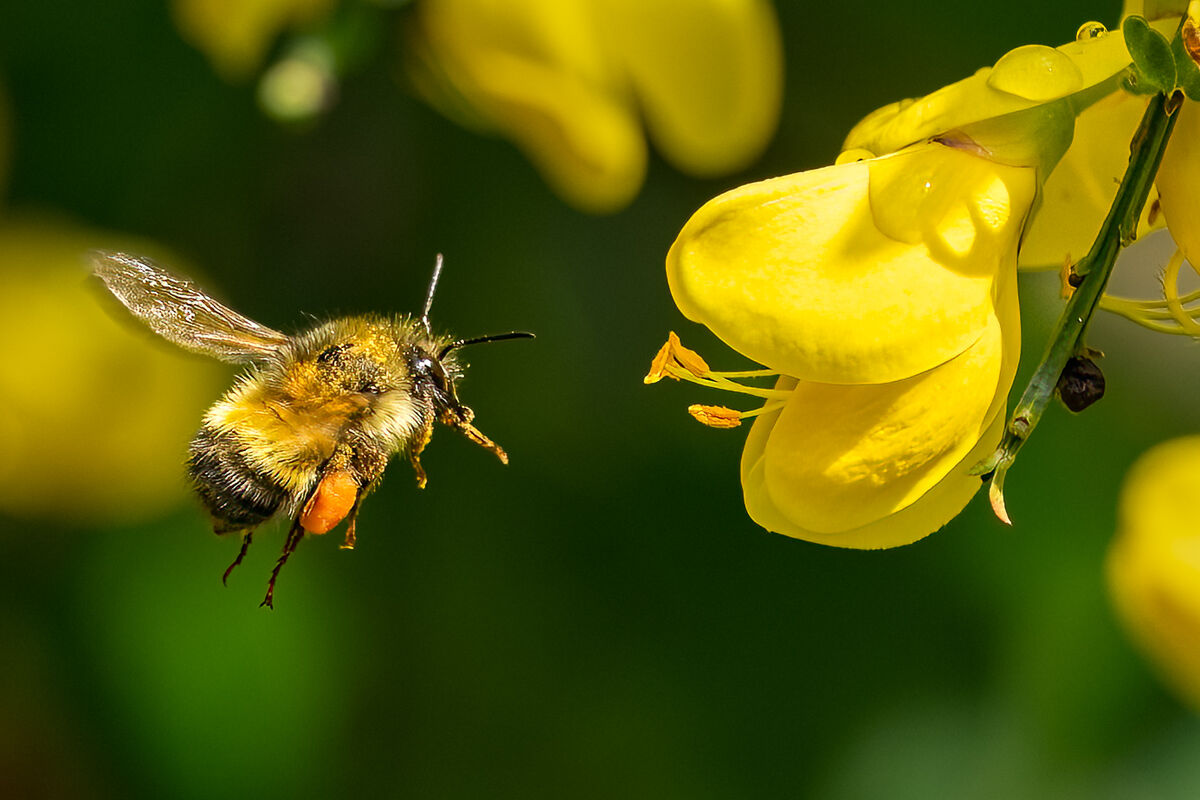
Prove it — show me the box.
[1056,355,1106,413]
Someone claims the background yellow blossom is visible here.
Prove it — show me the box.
[407,0,783,211]
[1109,436,1200,711]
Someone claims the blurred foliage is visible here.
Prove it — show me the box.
[3,1,1200,799]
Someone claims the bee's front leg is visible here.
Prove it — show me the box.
[408,410,436,489]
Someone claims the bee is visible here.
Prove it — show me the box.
[93,251,532,608]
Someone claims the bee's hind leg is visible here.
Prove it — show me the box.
[260,518,305,610]
[222,529,255,585]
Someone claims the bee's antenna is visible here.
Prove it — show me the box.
[421,253,444,336]
[438,331,535,360]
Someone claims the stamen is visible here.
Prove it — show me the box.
[688,404,744,428]
[668,331,710,376]
[1163,247,1200,335]
[1100,249,1200,334]
[645,332,791,428]
[644,332,709,383]
[644,339,673,384]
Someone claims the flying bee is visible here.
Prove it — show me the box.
[93,251,532,608]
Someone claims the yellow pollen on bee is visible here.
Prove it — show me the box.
[688,404,744,428]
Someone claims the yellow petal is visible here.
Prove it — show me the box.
[739,279,1019,547]
[1108,435,1200,710]
[1020,91,1163,269]
[667,142,1034,384]
[593,0,782,176]
[172,0,334,80]
[844,19,1180,165]
[1156,101,1200,269]
[743,411,1004,549]
[408,0,644,213]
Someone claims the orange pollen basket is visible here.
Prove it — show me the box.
[300,470,359,534]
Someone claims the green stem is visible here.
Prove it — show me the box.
[972,90,1182,515]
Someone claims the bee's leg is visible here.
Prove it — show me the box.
[222,529,255,586]
[339,490,368,551]
[260,518,304,610]
[408,411,436,489]
[444,407,509,464]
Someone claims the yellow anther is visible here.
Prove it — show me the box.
[688,404,743,428]
[668,331,711,377]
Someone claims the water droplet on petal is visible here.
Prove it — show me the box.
[987,45,1084,101]
[1076,21,1108,41]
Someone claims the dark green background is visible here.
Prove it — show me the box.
[3,1,1199,797]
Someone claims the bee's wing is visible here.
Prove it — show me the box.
[92,251,291,363]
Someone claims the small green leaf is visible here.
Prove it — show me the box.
[1125,15,1178,93]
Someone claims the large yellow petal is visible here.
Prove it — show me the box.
[1108,436,1200,710]
[593,0,782,176]
[1156,101,1200,268]
[743,412,1005,550]
[739,278,1019,547]
[667,142,1033,384]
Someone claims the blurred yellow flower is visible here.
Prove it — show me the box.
[406,0,783,212]
[173,0,335,79]
[1108,436,1200,710]
[0,218,225,526]
[656,141,1033,548]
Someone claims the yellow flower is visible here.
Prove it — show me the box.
[1108,436,1200,710]
[173,0,335,80]
[1156,99,1200,267]
[406,0,783,212]
[1020,89,1161,269]
[842,17,1181,271]
[658,141,1034,548]
[0,218,226,525]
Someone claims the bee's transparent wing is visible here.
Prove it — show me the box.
[92,251,291,363]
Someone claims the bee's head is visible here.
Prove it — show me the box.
[407,342,465,415]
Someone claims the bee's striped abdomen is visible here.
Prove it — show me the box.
[187,426,290,533]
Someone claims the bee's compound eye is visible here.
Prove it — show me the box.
[417,357,434,373]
